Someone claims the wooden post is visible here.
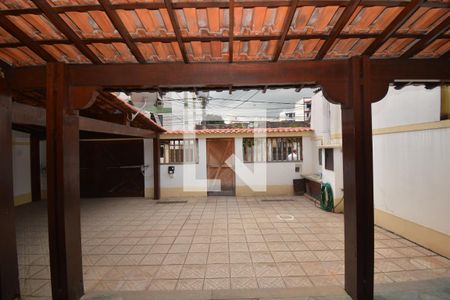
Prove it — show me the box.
[153,134,161,200]
[0,77,20,300]
[30,134,41,202]
[46,63,84,300]
[341,56,375,299]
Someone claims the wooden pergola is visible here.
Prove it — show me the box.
[0,1,449,299]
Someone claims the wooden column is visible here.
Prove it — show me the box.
[30,134,41,202]
[153,134,161,200]
[341,57,375,300]
[0,78,20,300]
[46,63,84,300]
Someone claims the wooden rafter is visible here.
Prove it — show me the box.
[0,14,55,62]
[164,0,189,63]
[273,0,298,62]
[98,0,146,63]
[401,16,450,58]
[315,0,361,60]
[363,0,425,56]
[229,0,235,63]
[0,33,447,49]
[31,0,102,64]
[3,0,441,16]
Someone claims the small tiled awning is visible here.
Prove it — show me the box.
[0,0,448,66]
[164,127,312,136]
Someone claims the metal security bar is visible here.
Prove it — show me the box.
[243,137,302,162]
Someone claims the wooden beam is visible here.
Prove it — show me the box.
[11,102,46,126]
[30,134,41,202]
[371,59,450,81]
[7,59,450,91]
[11,101,155,137]
[46,62,84,300]
[68,60,349,89]
[229,0,235,63]
[273,0,298,62]
[98,0,146,63]
[164,0,189,63]
[2,33,445,49]
[315,0,361,60]
[0,77,21,300]
[153,134,161,200]
[79,116,155,138]
[363,0,425,56]
[32,0,102,64]
[0,14,56,62]
[341,56,374,300]
[400,16,450,58]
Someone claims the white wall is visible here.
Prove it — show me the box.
[158,138,208,192]
[12,131,31,198]
[373,127,450,235]
[372,85,440,128]
[156,135,312,195]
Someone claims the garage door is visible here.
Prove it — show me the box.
[80,140,144,198]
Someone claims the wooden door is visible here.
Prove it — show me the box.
[207,138,235,196]
[80,140,145,198]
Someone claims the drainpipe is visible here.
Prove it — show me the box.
[441,84,450,120]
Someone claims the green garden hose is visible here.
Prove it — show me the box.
[320,183,334,212]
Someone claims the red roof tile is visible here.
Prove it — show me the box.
[164,127,312,135]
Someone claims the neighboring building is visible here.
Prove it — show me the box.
[279,97,312,123]
[309,85,450,258]
[143,127,314,198]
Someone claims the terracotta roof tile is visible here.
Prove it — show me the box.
[414,38,450,58]
[0,0,448,64]
[373,37,417,58]
[48,0,99,6]
[164,127,312,135]
[0,46,45,66]
[280,39,324,60]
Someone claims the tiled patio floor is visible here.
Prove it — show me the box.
[16,196,450,299]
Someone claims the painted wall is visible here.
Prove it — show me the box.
[373,127,450,235]
[310,85,450,256]
[372,85,440,128]
[12,131,32,206]
[154,135,313,197]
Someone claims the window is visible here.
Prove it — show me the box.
[319,149,322,166]
[160,139,198,164]
[243,137,302,162]
[325,148,334,171]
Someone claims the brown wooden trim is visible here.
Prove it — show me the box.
[31,0,102,64]
[153,135,161,200]
[98,0,146,63]
[0,14,56,62]
[229,0,235,63]
[400,16,450,58]
[46,62,84,300]
[273,0,298,62]
[315,0,361,60]
[340,56,374,299]
[30,134,41,202]
[79,116,155,138]
[6,59,450,92]
[363,0,425,56]
[0,78,20,300]
[164,0,189,63]
[1,33,447,49]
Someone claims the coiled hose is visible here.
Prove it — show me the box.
[320,182,334,212]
